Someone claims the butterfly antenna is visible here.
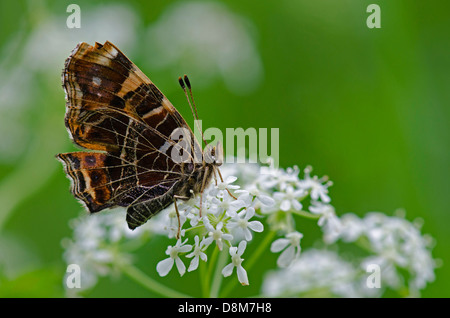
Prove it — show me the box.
[178,75,208,147]
[183,75,201,122]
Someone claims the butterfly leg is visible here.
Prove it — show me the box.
[173,195,191,239]
[199,192,203,218]
[173,197,182,240]
[213,167,218,186]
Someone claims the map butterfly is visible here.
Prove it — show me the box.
[57,41,222,234]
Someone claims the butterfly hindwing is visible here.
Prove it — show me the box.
[57,149,184,214]
[57,152,117,212]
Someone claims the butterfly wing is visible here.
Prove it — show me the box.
[59,41,197,228]
[62,41,190,152]
[57,151,180,216]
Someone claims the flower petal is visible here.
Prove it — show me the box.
[248,221,264,233]
[237,240,247,256]
[292,200,303,211]
[320,192,331,203]
[245,207,255,220]
[237,193,252,205]
[293,189,305,197]
[188,256,199,272]
[156,258,174,277]
[226,176,238,184]
[270,238,289,252]
[237,265,249,286]
[175,257,186,276]
[222,233,233,241]
[277,245,295,268]
[178,244,193,253]
[229,246,238,256]
[280,200,291,211]
[222,263,234,277]
[230,199,246,210]
[203,236,214,247]
[258,195,275,207]
[244,228,253,241]
[273,192,284,200]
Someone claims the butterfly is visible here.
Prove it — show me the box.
[57,41,224,235]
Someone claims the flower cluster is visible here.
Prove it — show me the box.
[62,160,436,297]
[325,211,437,294]
[262,211,437,297]
[152,161,335,282]
[262,249,368,297]
[62,160,333,289]
[62,208,142,295]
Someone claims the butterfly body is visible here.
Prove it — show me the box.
[57,41,219,230]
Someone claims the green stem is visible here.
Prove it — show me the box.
[219,230,277,297]
[199,246,219,297]
[120,263,191,298]
[207,247,220,277]
[246,230,277,270]
[291,210,321,220]
[209,248,229,298]
[183,225,204,233]
[199,257,209,297]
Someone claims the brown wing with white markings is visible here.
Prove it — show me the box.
[58,41,198,229]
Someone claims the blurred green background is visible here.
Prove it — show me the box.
[0,0,448,297]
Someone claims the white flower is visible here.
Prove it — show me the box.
[222,240,249,285]
[228,207,264,241]
[210,196,247,217]
[209,175,240,198]
[179,195,213,227]
[235,186,275,208]
[106,209,145,242]
[178,196,199,214]
[309,201,341,243]
[273,185,305,211]
[203,218,233,251]
[62,210,138,295]
[186,235,211,272]
[334,213,366,243]
[322,212,437,294]
[165,207,187,238]
[262,249,368,298]
[361,256,402,290]
[298,166,332,203]
[156,239,192,277]
[270,231,303,268]
[259,165,300,191]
